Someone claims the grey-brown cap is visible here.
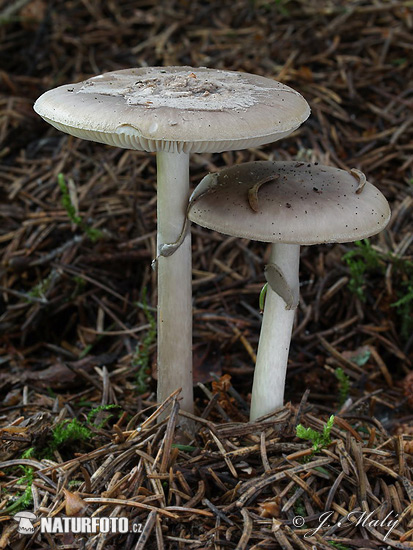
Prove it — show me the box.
[33,66,310,154]
[188,161,390,244]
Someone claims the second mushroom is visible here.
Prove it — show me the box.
[187,161,391,421]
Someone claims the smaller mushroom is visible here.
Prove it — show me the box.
[187,161,391,421]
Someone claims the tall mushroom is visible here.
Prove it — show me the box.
[33,67,310,417]
[187,161,391,421]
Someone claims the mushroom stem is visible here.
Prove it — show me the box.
[250,243,300,421]
[156,151,193,415]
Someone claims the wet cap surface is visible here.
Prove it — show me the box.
[33,66,310,153]
[188,161,391,245]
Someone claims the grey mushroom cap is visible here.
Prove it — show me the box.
[188,161,391,245]
[33,66,310,154]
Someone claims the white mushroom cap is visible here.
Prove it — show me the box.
[33,67,310,154]
[188,161,391,244]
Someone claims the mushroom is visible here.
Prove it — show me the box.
[13,511,36,534]
[33,67,310,418]
[187,161,391,421]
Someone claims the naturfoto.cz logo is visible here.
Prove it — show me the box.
[13,514,143,535]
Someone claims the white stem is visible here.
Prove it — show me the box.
[250,243,300,421]
[156,151,193,415]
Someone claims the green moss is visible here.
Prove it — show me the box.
[296,415,335,453]
[50,418,91,452]
[21,447,35,459]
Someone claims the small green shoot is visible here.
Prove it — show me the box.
[21,448,35,459]
[259,282,268,313]
[58,173,103,242]
[79,343,94,359]
[296,415,335,453]
[46,387,57,398]
[335,368,350,406]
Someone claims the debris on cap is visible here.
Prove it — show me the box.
[34,67,310,154]
[188,161,391,245]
